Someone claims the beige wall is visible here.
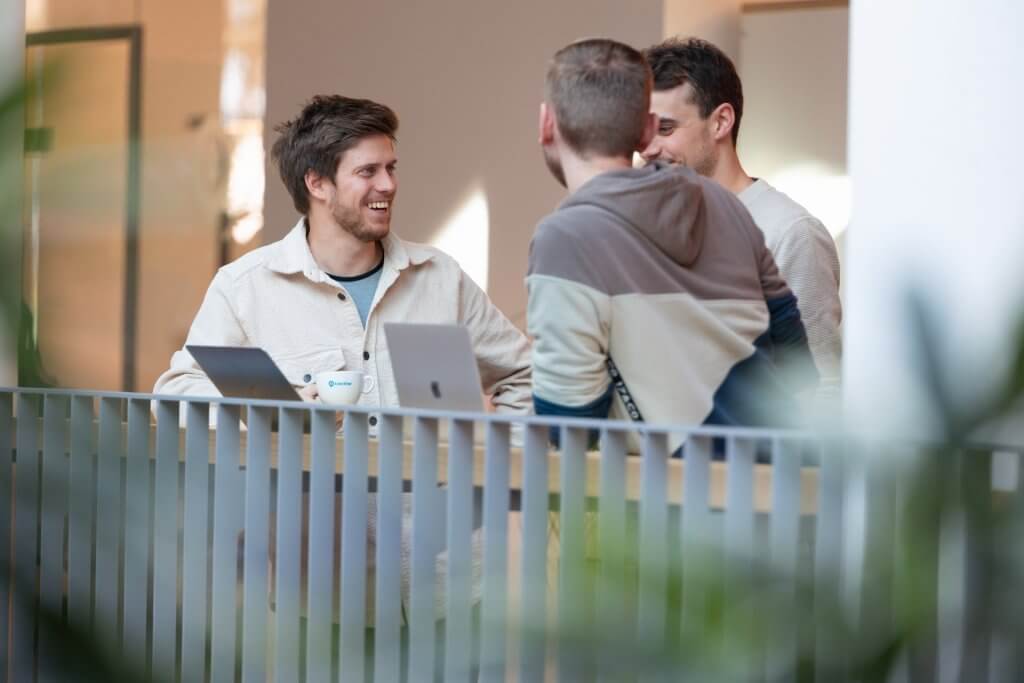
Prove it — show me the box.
[264,0,663,327]
[134,0,224,391]
[663,0,742,58]
[737,3,849,240]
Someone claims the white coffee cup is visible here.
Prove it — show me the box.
[315,370,366,405]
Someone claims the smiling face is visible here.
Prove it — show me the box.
[322,133,397,242]
[641,84,718,177]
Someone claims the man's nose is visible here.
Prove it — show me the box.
[375,170,396,194]
[640,140,660,162]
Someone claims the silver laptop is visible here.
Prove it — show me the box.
[383,323,484,413]
[186,345,302,401]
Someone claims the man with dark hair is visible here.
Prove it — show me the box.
[641,37,842,396]
[529,38,816,434]
[156,95,531,413]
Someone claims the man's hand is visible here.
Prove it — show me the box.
[297,384,319,402]
[296,383,344,430]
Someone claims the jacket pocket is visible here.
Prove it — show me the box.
[276,348,347,387]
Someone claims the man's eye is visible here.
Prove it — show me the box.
[358,168,374,177]
[659,126,675,136]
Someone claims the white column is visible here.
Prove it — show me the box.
[0,0,25,386]
[844,0,1024,439]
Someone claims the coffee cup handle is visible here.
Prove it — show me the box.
[362,375,375,394]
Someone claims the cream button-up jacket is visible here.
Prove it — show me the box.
[154,220,532,413]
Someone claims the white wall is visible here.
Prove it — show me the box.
[264,0,663,327]
[845,0,1024,437]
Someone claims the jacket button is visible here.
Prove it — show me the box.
[363,351,370,361]
[369,416,378,427]
[302,373,311,383]
[337,292,347,301]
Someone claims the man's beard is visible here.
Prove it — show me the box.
[691,144,718,178]
[330,197,389,243]
[685,135,718,178]
[542,145,567,188]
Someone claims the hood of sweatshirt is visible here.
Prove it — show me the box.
[558,161,707,267]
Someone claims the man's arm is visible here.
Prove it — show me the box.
[526,274,612,419]
[457,270,533,414]
[153,271,249,397]
[755,229,819,395]
[772,217,843,395]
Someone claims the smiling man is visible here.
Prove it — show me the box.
[155,95,531,414]
[640,38,842,399]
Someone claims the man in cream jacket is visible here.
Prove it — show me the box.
[154,95,530,630]
[154,95,531,415]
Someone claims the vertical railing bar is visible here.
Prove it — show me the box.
[273,407,303,683]
[409,416,440,679]
[444,418,475,680]
[305,409,336,683]
[95,397,124,644]
[67,395,96,636]
[959,448,994,682]
[122,398,151,672]
[210,403,242,683]
[374,414,405,683]
[0,391,12,674]
[681,435,711,626]
[767,437,801,680]
[38,395,69,677]
[339,412,370,681]
[478,422,511,683]
[597,428,628,683]
[152,400,181,682]
[556,425,587,682]
[638,431,670,655]
[181,401,211,682]
[518,424,549,682]
[241,405,272,683]
[855,441,895,682]
[814,439,845,683]
[724,435,757,680]
[11,393,40,682]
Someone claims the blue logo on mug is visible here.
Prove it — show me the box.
[328,380,353,388]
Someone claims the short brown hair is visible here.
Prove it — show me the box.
[546,38,652,158]
[270,95,399,214]
[643,37,744,145]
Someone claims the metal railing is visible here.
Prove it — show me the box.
[1,387,1020,682]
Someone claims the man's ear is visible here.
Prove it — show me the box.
[304,169,332,203]
[638,111,658,151]
[539,102,556,145]
[709,103,736,143]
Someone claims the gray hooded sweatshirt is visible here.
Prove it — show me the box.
[526,161,815,430]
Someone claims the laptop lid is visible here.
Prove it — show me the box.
[186,345,301,401]
[383,323,484,413]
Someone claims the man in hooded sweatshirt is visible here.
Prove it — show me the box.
[528,38,816,430]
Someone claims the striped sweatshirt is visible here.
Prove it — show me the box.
[526,162,817,429]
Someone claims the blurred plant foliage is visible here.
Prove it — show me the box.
[1,66,150,681]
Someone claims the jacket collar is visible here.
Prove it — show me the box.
[267,218,435,280]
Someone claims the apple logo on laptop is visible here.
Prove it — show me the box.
[430,381,442,399]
